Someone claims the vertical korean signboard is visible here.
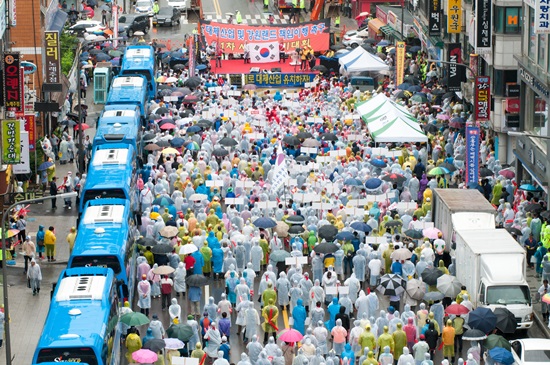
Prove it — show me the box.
[535,0,550,33]
[475,76,491,121]
[475,0,491,53]
[3,52,23,112]
[465,126,480,184]
[429,0,441,36]
[2,120,20,164]
[447,0,461,33]
[45,31,61,85]
[395,42,406,86]
[447,43,463,92]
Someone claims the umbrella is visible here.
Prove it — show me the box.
[404,229,423,239]
[394,90,412,99]
[295,155,312,163]
[385,221,402,228]
[377,274,405,296]
[155,107,170,115]
[144,143,162,151]
[365,178,383,190]
[38,161,54,171]
[302,138,321,147]
[423,291,445,301]
[312,64,328,73]
[288,225,305,235]
[370,159,387,168]
[184,94,200,103]
[421,267,444,285]
[166,324,194,341]
[381,173,406,185]
[243,84,257,90]
[543,293,550,304]
[462,328,487,341]
[344,178,364,187]
[132,349,158,363]
[313,241,338,254]
[350,222,372,233]
[186,125,203,134]
[184,76,202,88]
[506,227,522,236]
[445,303,470,315]
[253,217,277,229]
[152,266,175,276]
[436,274,462,297]
[152,196,174,206]
[270,249,291,263]
[479,167,494,177]
[488,347,514,365]
[161,147,179,155]
[542,211,550,220]
[74,123,90,130]
[219,137,238,147]
[519,183,543,192]
[197,119,213,128]
[0,228,18,239]
[392,248,412,261]
[143,339,166,352]
[189,193,208,201]
[164,338,185,350]
[278,328,304,342]
[184,141,200,150]
[524,203,543,213]
[136,237,156,247]
[210,148,229,158]
[428,166,450,176]
[286,215,306,225]
[439,162,456,172]
[283,135,301,146]
[397,82,411,90]
[469,307,497,334]
[143,133,156,141]
[186,274,208,286]
[170,138,185,148]
[411,94,428,103]
[151,245,174,255]
[321,133,338,141]
[160,226,179,238]
[485,334,511,351]
[120,312,150,326]
[406,279,426,300]
[179,244,198,255]
[296,131,313,139]
[160,123,176,130]
[318,225,338,241]
[274,221,289,238]
[422,227,442,239]
[499,169,515,179]
[335,231,355,241]
[493,307,517,334]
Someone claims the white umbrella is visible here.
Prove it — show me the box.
[189,193,207,201]
[179,244,198,255]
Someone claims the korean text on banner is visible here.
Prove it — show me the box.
[429,0,441,36]
[447,43,463,92]
[535,0,550,33]
[45,31,61,84]
[447,0,461,33]
[3,52,23,112]
[475,0,491,53]
[395,42,406,86]
[474,76,491,121]
[12,131,30,174]
[465,126,480,184]
[200,19,330,54]
[250,42,280,63]
[2,119,21,164]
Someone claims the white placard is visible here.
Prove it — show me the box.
[13,131,30,174]
[365,236,387,244]
[304,82,317,88]
[329,150,347,157]
[345,207,365,216]
[394,202,417,211]
[293,193,317,203]
[301,147,318,154]
[306,116,324,124]
[202,110,214,118]
[347,199,368,207]
[371,147,389,156]
[225,197,244,205]
[205,180,224,187]
[288,178,298,186]
[366,194,387,202]
[285,256,309,265]
[316,156,331,163]
[312,202,332,210]
[228,90,241,96]
[163,96,178,102]
[256,201,278,209]
[326,286,350,295]
[347,134,362,141]
[245,133,265,140]
[410,221,434,230]
[323,184,340,194]
[172,357,199,365]
[235,180,255,188]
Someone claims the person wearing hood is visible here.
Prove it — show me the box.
[262,298,279,343]
[442,319,456,363]
[142,328,154,346]
[377,326,394,358]
[349,319,364,357]
[398,347,415,365]
[261,281,277,307]
[359,324,376,354]
[251,240,264,273]
[191,342,206,362]
[424,322,439,359]
[35,225,45,260]
[341,343,355,365]
[169,297,181,324]
[393,322,407,360]
[204,321,222,359]
[213,350,230,365]
[201,240,213,276]
[174,262,187,298]
[204,296,218,321]
[403,317,417,352]
[375,310,389,337]
[212,243,224,280]
[27,259,42,295]
[331,318,347,355]
[125,327,142,364]
[276,271,291,309]
[292,298,307,335]
[362,351,378,365]
[311,320,328,355]
[243,299,260,342]
[325,297,340,330]
[247,335,264,365]
[335,305,351,333]
[311,254,324,284]
[226,270,239,305]
[368,252,382,289]
[379,345,394,365]
[149,314,166,339]
[238,352,252,365]
[413,335,430,365]
[138,274,152,316]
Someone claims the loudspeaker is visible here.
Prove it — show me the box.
[271,67,282,72]
[250,67,260,73]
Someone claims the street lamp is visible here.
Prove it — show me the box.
[507,131,550,140]
[2,191,77,365]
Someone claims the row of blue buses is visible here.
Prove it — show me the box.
[33,44,157,365]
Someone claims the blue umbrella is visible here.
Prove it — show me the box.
[170,51,184,58]
[38,161,54,171]
[397,82,411,90]
[195,64,207,70]
[488,348,514,365]
[350,221,372,233]
[365,178,382,190]
[335,231,355,241]
[468,307,497,334]
[253,217,277,229]
[170,137,185,147]
[519,184,543,192]
[370,158,387,168]
[186,125,202,134]
[407,85,422,93]
[409,46,421,53]
[344,178,363,187]
[377,40,389,47]
[152,196,175,206]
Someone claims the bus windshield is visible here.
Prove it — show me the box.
[121,69,153,82]
[486,285,531,305]
[70,255,122,274]
[81,189,127,208]
[37,347,98,365]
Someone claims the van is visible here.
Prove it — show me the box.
[350,76,375,91]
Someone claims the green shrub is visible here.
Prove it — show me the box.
[60,31,79,76]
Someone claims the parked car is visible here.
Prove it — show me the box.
[167,0,187,10]
[342,31,369,48]
[153,6,181,26]
[118,14,150,36]
[68,20,104,36]
[510,339,550,365]
[344,26,369,38]
[134,0,154,15]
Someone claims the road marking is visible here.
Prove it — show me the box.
[205,284,209,301]
[213,0,221,17]
[282,306,289,329]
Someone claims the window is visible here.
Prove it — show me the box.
[529,7,537,60]
[540,34,547,66]
[493,69,517,96]
[494,6,522,33]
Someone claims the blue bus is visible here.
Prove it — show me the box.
[69,198,138,304]
[95,106,142,152]
[106,75,149,118]
[32,267,121,365]
[120,45,156,99]
[79,143,138,213]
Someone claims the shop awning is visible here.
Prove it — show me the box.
[380,25,404,41]
[368,18,386,34]
[514,150,548,190]
[420,24,444,48]
[47,9,68,31]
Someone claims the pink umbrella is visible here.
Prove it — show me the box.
[436,114,450,120]
[499,169,515,179]
[422,227,442,239]
[278,328,304,343]
[132,349,158,363]
[160,123,176,130]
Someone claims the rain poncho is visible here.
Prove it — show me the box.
[173,262,187,293]
[325,297,340,330]
[276,272,291,306]
[204,297,218,320]
[292,299,307,335]
[204,324,222,357]
[246,335,263,365]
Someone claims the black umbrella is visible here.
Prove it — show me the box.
[505,227,522,236]
[186,274,208,286]
[377,274,406,296]
[421,267,444,285]
[95,53,111,62]
[318,225,338,241]
[288,225,305,235]
[212,148,229,157]
[253,217,277,229]
[439,162,456,172]
[173,63,185,70]
[423,124,438,134]
[313,241,338,254]
[404,229,423,239]
[219,137,238,147]
[312,65,328,73]
[524,203,544,213]
[296,131,313,139]
[363,38,377,44]
[283,135,301,146]
[541,210,550,220]
[479,167,494,178]
[494,307,517,334]
[381,173,406,185]
[330,44,346,50]
[431,88,446,96]
[151,244,173,255]
[469,307,497,334]
[296,155,312,163]
[286,215,305,224]
[462,328,487,341]
[136,237,157,247]
[184,76,202,88]
[197,119,213,128]
[155,107,170,115]
[321,133,338,141]
[142,339,166,353]
[385,221,402,228]
[156,140,170,148]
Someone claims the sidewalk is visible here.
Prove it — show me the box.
[5,93,102,364]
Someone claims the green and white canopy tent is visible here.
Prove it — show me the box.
[356,94,428,143]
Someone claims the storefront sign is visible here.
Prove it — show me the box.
[506,98,520,113]
[466,126,480,184]
[244,73,316,87]
[447,0,461,33]
[21,61,37,75]
[475,0,491,53]
[9,0,15,26]
[2,119,20,164]
[474,76,491,121]
[3,52,23,112]
[535,0,550,33]
[12,131,30,174]
[429,0,441,36]
[519,66,550,98]
[447,43,463,92]
[200,19,331,54]
[44,31,61,84]
[395,42,406,86]
[21,114,36,151]
[376,7,388,23]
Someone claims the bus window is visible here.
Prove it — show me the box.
[37,348,98,365]
[81,189,127,208]
[70,255,122,274]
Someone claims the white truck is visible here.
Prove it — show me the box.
[432,189,496,247]
[455,228,533,330]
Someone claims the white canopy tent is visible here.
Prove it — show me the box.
[338,47,390,73]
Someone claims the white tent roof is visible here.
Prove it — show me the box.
[338,47,389,72]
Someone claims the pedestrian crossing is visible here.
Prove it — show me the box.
[204,13,290,25]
